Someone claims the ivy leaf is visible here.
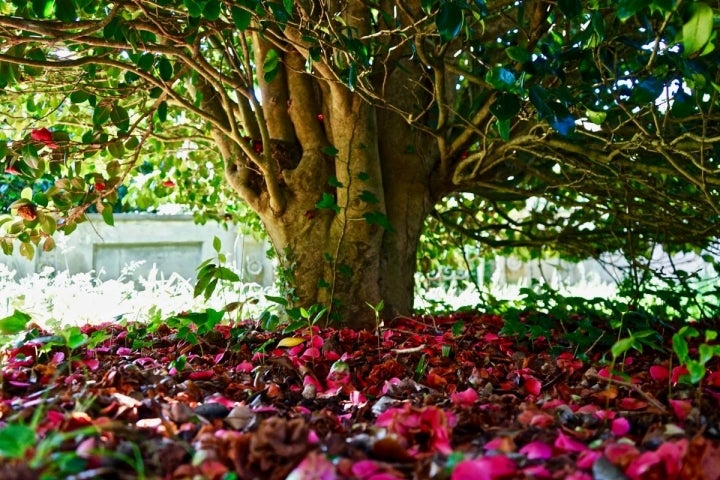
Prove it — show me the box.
[363,211,394,231]
[359,190,379,204]
[436,2,464,43]
[316,192,340,213]
[682,3,714,57]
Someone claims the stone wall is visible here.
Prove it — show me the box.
[0,214,274,285]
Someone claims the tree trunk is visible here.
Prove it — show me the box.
[204,45,438,330]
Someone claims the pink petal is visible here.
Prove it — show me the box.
[451,456,516,480]
[626,451,661,480]
[669,399,693,421]
[576,449,601,469]
[235,360,253,373]
[522,465,552,478]
[519,441,552,460]
[451,388,478,407]
[523,375,542,396]
[286,451,337,480]
[554,430,587,453]
[611,417,630,436]
[649,365,669,382]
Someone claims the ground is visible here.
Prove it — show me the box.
[1,311,720,479]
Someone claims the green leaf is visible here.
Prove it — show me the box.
[616,0,651,21]
[32,0,54,17]
[70,91,91,104]
[101,205,114,226]
[558,0,582,18]
[363,211,394,231]
[359,190,379,204]
[322,146,339,156]
[54,0,77,22]
[203,0,221,20]
[110,104,130,132]
[682,3,714,57]
[263,48,280,83]
[328,176,343,188]
[93,105,112,126]
[585,109,607,124]
[157,57,173,81]
[107,140,125,159]
[316,192,340,213]
[283,0,293,15]
[346,62,357,91]
[611,337,635,358]
[231,6,251,30]
[212,235,221,252]
[436,2,464,43]
[216,266,240,282]
[490,93,520,120]
[0,309,31,335]
[495,118,511,141]
[156,101,168,122]
[505,46,531,64]
[486,66,516,91]
[183,0,203,17]
[0,424,35,458]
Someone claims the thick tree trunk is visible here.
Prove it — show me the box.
[205,42,438,330]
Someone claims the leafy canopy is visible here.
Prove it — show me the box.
[0,0,718,267]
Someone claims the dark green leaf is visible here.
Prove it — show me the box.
[32,0,54,17]
[322,146,339,156]
[70,91,91,104]
[616,0,651,21]
[496,118,511,141]
[156,101,168,122]
[328,176,343,188]
[490,93,520,120]
[363,211,394,231]
[157,57,173,81]
[203,0,221,20]
[54,0,77,22]
[558,0,582,18]
[359,190,379,204]
[93,105,112,126]
[505,46,531,64]
[183,0,203,17]
[231,6,251,30]
[0,424,35,458]
[436,2,464,43]
[486,66,516,91]
[110,104,130,132]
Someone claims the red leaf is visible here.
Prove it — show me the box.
[522,375,542,396]
[162,180,176,187]
[188,369,214,380]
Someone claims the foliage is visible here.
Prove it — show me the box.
[0,1,719,322]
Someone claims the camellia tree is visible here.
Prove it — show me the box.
[0,0,719,328]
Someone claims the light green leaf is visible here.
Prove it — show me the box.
[0,309,31,335]
[682,3,714,57]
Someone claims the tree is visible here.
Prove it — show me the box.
[0,0,719,328]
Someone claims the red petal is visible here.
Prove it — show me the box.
[31,127,53,143]
[649,365,669,382]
